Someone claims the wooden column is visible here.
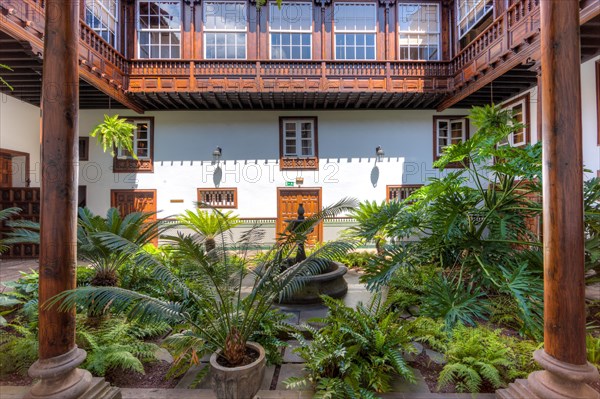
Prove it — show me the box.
[26,2,119,399]
[497,1,599,398]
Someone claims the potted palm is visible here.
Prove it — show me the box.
[48,199,357,399]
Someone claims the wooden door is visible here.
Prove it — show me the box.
[110,189,158,245]
[0,154,12,188]
[277,187,322,245]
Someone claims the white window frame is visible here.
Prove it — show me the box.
[500,97,529,147]
[282,119,316,158]
[203,1,248,60]
[137,1,182,59]
[457,0,493,39]
[397,2,440,61]
[435,118,467,157]
[269,2,313,60]
[333,2,377,60]
[117,119,152,160]
[85,0,119,49]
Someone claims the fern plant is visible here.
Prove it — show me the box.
[76,316,167,376]
[90,114,137,158]
[438,325,514,393]
[587,335,600,369]
[285,295,415,397]
[176,208,240,253]
[0,207,22,253]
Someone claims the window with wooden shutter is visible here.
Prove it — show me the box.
[387,184,423,202]
[197,188,238,208]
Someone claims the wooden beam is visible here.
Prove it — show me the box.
[497,2,599,397]
[26,1,94,397]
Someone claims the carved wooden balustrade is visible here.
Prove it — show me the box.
[127,59,451,94]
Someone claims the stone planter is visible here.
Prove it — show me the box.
[279,261,348,304]
[210,342,266,399]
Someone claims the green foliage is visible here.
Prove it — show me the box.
[421,274,490,330]
[0,320,38,376]
[47,199,358,379]
[78,207,168,286]
[0,63,13,91]
[176,209,240,252]
[0,207,22,253]
[438,326,513,393]
[587,335,600,369]
[584,178,600,285]
[352,105,547,339]
[77,316,167,376]
[90,114,137,157]
[285,295,415,397]
[332,251,376,269]
[406,317,449,353]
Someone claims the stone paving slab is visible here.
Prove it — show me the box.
[282,341,306,363]
[391,369,430,394]
[275,364,308,390]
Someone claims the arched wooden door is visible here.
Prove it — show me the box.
[276,187,322,245]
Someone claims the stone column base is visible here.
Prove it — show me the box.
[497,349,600,399]
[25,347,121,399]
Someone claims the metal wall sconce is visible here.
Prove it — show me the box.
[295,176,305,187]
[212,146,222,163]
[375,145,385,162]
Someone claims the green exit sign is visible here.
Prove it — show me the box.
[285,181,295,187]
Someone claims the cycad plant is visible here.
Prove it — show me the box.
[177,208,240,253]
[48,199,357,374]
[77,207,167,286]
[0,207,22,253]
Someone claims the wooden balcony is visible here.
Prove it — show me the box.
[1,0,598,111]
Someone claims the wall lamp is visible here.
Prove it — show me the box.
[375,145,385,162]
[212,146,222,163]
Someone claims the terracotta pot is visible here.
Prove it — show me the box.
[209,342,266,399]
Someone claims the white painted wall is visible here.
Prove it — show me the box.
[0,94,41,187]
[502,55,600,178]
[78,108,469,218]
[581,56,600,178]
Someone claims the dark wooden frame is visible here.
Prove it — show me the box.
[112,116,155,173]
[386,184,423,202]
[79,137,90,161]
[197,187,239,209]
[279,116,319,170]
[501,91,531,147]
[0,148,31,186]
[432,115,470,168]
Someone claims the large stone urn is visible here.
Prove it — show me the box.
[279,260,348,304]
[209,342,266,399]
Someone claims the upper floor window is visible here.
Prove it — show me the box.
[500,93,530,147]
[279,117,319,170]
[398,3,440,61]
[85,0,119,48]
[269,2,312,60]
[137,1,182,59]
[457,0,493,38]
[204,1,247,59]
[433,116,469,166]
[333,3,376,60]
[114,118,154,173]
[117,119,152,160]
